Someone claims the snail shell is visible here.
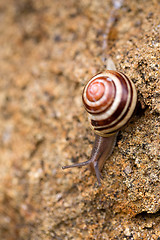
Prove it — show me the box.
[82,70,137,137]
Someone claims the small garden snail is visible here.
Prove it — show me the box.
[62,62,137,185]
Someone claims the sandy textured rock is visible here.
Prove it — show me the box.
[0,0,159,239]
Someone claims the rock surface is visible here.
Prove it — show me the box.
[0,0,159,239]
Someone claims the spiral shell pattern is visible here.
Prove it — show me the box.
[82,70,137,137]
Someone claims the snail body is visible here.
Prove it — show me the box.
[62,67,137,185]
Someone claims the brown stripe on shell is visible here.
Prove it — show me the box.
[93,72,133,133]
[82,77,116,114]
[91,71,129,127]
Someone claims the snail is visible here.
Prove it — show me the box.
[62,60,137,185]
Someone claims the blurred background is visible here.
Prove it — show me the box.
[0,0,159,239]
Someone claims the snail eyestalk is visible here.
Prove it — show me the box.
[62,159,92,169]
